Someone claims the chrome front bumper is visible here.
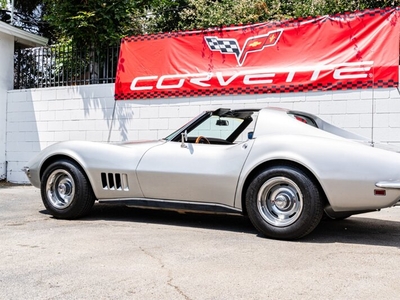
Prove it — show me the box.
[22,166,30,178]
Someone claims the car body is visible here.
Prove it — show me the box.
[24,107,400,240]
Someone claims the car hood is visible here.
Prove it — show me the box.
[117,139,166,148]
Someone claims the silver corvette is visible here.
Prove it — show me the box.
[24,107,400,240]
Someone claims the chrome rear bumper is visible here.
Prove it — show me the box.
[375,181,400,206]
[375,181,400,189]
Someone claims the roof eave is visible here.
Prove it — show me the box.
[0,21,48,47]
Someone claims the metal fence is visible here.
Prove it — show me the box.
[14,44,120,89]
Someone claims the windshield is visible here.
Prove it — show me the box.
[164,111,209,141]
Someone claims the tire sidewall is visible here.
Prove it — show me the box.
[246,166,323,240]
[40,160,94,219]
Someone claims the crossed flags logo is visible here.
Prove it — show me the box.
[204,29,283,66]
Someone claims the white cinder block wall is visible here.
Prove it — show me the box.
[0,31,14,180]
[6,84,400,183]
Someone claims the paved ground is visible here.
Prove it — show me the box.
[1,184,400,299]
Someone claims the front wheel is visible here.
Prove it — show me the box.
[40,159,95,219]
[246,166,323,240]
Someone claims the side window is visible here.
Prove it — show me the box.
[188,116,243,140]
[235,113,258,142]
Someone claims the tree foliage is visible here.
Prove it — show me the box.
[1,0,52,38]
[271,0,399,19]
[43,0,143,47]
[177,0,400,30]
[140,0,188,33]
[13,0,42,14]
[7,0,400,45]
[177,0,268,30]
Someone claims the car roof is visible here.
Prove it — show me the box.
[211,108,260,119]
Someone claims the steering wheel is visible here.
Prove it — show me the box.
[195,136,210,144]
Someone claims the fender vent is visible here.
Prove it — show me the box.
[101,173,129,191]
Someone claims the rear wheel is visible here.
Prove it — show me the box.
[40,159,95,219]
[246,166,323,240]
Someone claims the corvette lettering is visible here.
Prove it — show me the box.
[130,61,374,91]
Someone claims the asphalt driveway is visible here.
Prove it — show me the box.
[1,184,400,299]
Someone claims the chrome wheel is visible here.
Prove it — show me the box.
[257,177,303,227]
[45,169,75,210]
[41,160,95,219]
[246,167,323,240]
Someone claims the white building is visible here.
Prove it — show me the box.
[0,21,47,181]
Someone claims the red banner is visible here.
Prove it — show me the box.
[115,8,400,100]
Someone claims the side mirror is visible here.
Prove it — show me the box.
[181,130,188,148]
[248,131,254,139]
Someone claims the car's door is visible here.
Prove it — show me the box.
[136,140,254,206]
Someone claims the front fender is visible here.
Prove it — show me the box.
[26,140,164,199]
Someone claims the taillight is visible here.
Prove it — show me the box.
[295,116,308,124]
[374,189,386,196]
